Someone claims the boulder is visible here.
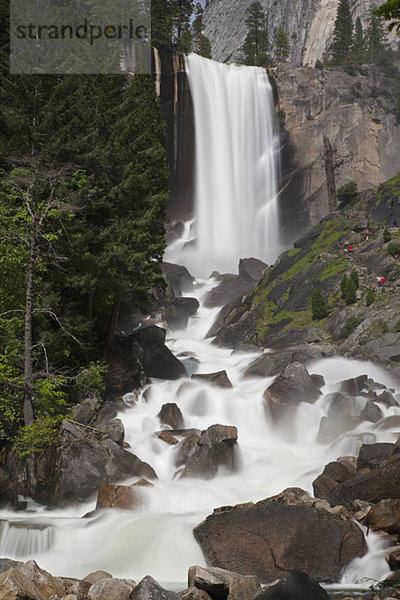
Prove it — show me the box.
[165,297,200,330]
[88,577,136,600]
[158,403,185,429]
[244,345,335,378]
[359,400,383,423]
[187,565,261,600]
[182,425,238,479]
[316,393,360,444]
[58,576,91,598]
[313,461,355,500]
[95,484,144,511]
[131,576,180,600]
[387,548,400,571]
[328,454,400,506]
[238,258,267,283]
[263,363,323,422]
[377,390,399,408]
[175,433,201,467]
[161,262,195,296]
[83,572,112,585]
[51,420,157,506]
[0,568,45,600]
[105,336,148,399]
[256,570,330,600]
[193,498,367,583]
[366,499,400,534]
[0,560,24,575]
[180,587,212,600]
[191,371,233,389]
[72,398,99,426]
[338,375,368,396]
[357,443,396,470]
[131,326,186,380]
[204,275,254,308]
[97,419,125,446]
[157,431,179,445]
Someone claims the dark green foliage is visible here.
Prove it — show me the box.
[239,1,271,68]
[192,3,212,58]
[395,319,400,332]
[340,273,349,298]
[374,0,400,32]
[340,316,363,338]
[277,108,286,128]
[337,181,358,207]
[352,17,365,64]
[331,0,353,65]
[365,11,389,64]
[365,288,375,306]
[383,228,392,243]
[349,269,359,289]
[274,25,290,62]
[387,242,400,257]
[311,288,328,320]
[341,274,357,304]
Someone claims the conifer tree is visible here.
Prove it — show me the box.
[239,1,270,68]
[331,0,353,65]
[274,25,290,62]
[374,0,400,32]
[352,17,365,64]
[192,3,212,58]
[366,11,388,64]
[311,288,328,320]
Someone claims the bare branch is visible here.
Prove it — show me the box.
[32,308,82,346]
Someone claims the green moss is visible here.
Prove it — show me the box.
[320,258,347,281]
[287,248,301,257]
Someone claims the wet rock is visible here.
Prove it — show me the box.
[244,345,335,378]
[180,587,212,600]
[256,570,330,600]
[316,393,360,444]
[263,362,323,422]
[313,461,356,500]
[328,454,400,506]
[366,499,400,534]
[88,577,136,600]
[193,497,367,583]
[97,419,125,446]
[161,262,195,296]
[131,326,186,380]
[188,565,261,600]
[157,431,179,445]
[357,443,396,470]
[191,371,233,389]
[360,400,383,423]
[165,297,200,330]
[51,420,157,506]
[204,274,254,308]
[377,390,399,408]
[181,425,238,479]
[131,575,180,600]
[0,560,24,575]
[238,258,267,283]
[158,403,185,429]
[95,484,144,511]
[338,375,368,396]
[387,548,400,571]
[175,433,201,467]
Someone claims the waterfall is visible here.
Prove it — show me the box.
[165,53,281,277]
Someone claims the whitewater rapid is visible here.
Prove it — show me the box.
[0,278,399,591]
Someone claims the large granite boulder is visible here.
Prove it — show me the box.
[131,576,180,600]
[191,371,233,388]
[365,499,400,535]
[239,258,267,283]
[88,577,136,600]
[131,326,186,380]
[158,403,185,429]
[161,262,195,296]
[164,297,200,330]
[95,484,144,511]
[181,424,238,479]
[193,497,367,583]
[204,274,254,308]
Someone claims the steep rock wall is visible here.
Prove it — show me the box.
[275,63,400,226]
[203,0,397,66]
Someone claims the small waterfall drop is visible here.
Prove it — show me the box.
[166,54,281,276]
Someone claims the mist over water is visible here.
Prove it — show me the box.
[165,54,282,276]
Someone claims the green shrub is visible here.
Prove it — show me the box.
[383,228,392,243]
[395,320,400,332]
[311,287,328,320]
[337,181,358,208]
[365,288,375,307]
[349,269,359,289]
[76,361,107,399]
[340,274,348,298]
[14,415,61,458]
[387,242,400,258]
[340,316,362,338]
[277,108,286,128]
[341,274,357,304]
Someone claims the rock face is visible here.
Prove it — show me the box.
[256,571,330,600]
[132,326,186,380]
[193,497,367,583]
[203,0,397,66]
[274,63,400,227]
[181,424,238,479]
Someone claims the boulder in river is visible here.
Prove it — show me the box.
[238,258,267,283]
[188,565,261,600]
[365,498,400,534]
[158,403,185,429]
[191,371,233,388]
[95,484,144,511]
[131,575,180,600]
[255,570,330,600]
[131,325,186,380]
[193,496,367,582]
[161,262,195,296]
[181,424,238,479]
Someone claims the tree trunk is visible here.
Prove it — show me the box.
[23,237,37,427]
[323,135,338,212]
[105,292,121,350]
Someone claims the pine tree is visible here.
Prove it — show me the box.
[352,17,365,64]
[331,0,353,66]
[366,11,388,64]
[274,25,290,63]
[192,3,212,58]
[311,288,328,320]
[239,1,270,68]
[374,0,400,32]
[172,0,194,52]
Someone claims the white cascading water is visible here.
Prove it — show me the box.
[0,57,399,598]
[165,53,282,276]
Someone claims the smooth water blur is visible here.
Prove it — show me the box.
[165,54,282,276]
